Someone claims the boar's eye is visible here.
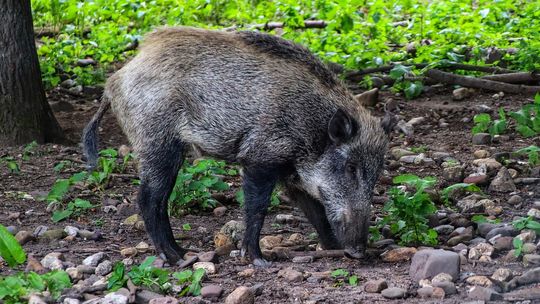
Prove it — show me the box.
[345,163,357,179]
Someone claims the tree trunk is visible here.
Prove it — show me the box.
[0,0,64,147]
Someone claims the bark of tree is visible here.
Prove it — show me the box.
[0,0,64,147]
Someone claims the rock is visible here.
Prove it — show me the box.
[103,291,128,304]
[489,167,516,193]
[201,284,223,300]
[123,214,142,226]
[453,87,472,100]
[528,208,540,219]
[220,220,245,244]
[381,287,407,299]
[224,286,254,304]
[77,58,96,67]
[381,247,417,262]
[95,260,113,276]
[443,165,463,182]
[15,230,33,245]
[523,254,540,266]
[508,195,523,206]
[431,273,454,284]
[135,241,150,253]
[472,133,491,145]
[408,116,425,126]
[198,251,217,263]
[434,225,455,235]
[134,221,145,231]
[447,234,472,246]
[117,203,138,216]
[178,255,198,268]
[193,262,216,274]
[467,286,503,301]
[492,268,513,282]
[26,256,46,273]
[473,150,490,159]
[66,267,83,280]
[292,256,313,263]
[493,236,513,252]
[102,205,117,213]
[457,194,486,213]
[40,229,66,241]
[433,281,457,295]
[120,247,138,257]
[466,275,493,288]
[63,298,81,304]
[463,174,488,185]
[399,155,418,163]
[364,279,388,293]
[278,267,303,282]
[472,158,502,172]
[148,297,178,304]
[516,230,536,243]
[63,226,79,237]
[214,232,234,248]
[79,229,101,240]
[523,243,537,254]
[409,249,460,282]
[6,225,17,235]
[238,268,255,278]
[502,250,520,263]
[215,243,235,256]
[83,252,105,267]
[504,286,540,302]
[213,206,227,217]
[275,214,296,223]
[28,295,47,304]
[417,286,434,299]
[391,148,415,160]
[468,243,494,260]
[41,252,64,270]
[33,225,48,237]
[135,290,162,303]
[486,225,518,240]
[396,120,414,136]
[259,235,282,250]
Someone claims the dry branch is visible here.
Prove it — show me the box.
[346,63,516,82]
[481,71,540,84]
[425,69,540,94]
[251,20,327,30]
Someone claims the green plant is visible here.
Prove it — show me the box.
[169,159,235,214]
[441,183,482,205]
[1,156,20,173]
[22,141,38,161]
[513,145,540,166]
[0,224,26,267]
[128,256,171,292]
[87,148,132,189]
[108,263,128,291]
[513,237,523,257]
[410,145,428,153]
[182,223,192,231]
[45,171,87,204]
[471,215,501,224]
[0,270,71,302]
[471,108,506,136]
[512,216,540,234]
[173,268,206,296]
[53,160,72,173]
[377,174,438,246]
[236,189,281,211]
[51,198,96,222]
[509,95,540,138]
[330,269,358,287]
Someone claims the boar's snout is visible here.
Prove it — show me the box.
[334,205,370,259]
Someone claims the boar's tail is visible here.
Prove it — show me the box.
[82,96,111,170]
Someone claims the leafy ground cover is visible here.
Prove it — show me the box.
[32,0,540,88]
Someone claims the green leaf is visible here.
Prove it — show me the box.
[389,64,411,80]
[43,270,72,299]
[182,223,192,231]
[0,224,27,267]
[108,263,127,291]
[27,272,46,291]
[173,270,193,283]
[331,268,349,278]
[404,81,424,100]
[348,275,358,286]
[47,179,71,203]
[516,125,537,137]
[513,237,523,257]
[72,198,94,209]
[52,209,73,222]
[473,113,491,124]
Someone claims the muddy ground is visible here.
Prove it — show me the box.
[1,85,539,304]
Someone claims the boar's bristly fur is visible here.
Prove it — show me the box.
[83,26,392,267]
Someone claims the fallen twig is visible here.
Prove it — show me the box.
[345,63,516,82]
[251,20,327,30]
[481,71,540,84]
[425,69,540,94]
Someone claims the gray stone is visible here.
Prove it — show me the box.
[15,230,33,245]
[278,267,303,282]
[64,226,79,237]
[417,286,434,298]
[433,281,457,295]
[224,286,254,304]
[95,260,113,276]
[63,298,81,304]
[472,133,491,145]
[103,292,128,304]
[6,225,17,235]
[381,287,407,299]
[523,254,540,266]
[28,295,47,304]
[193,262,216,274]
[364,279,388,293]
[274,214,295,223]
[40,229,66,241]
[213,206,227,217]
[83,252,105,267]
[467,286,503,301]
[198,251,217,263]
[178,255,198,268]
[508,195,523,206]
[148,297,178,304]
[486,226,518,240]
[220,220,245,244]
[453,87,472,100]
[528,208,540,219]
[477,223,502,237]
[135,290,162,304]
[390,148,415,160]
[472,158,502,172]
[523,243,537,254]
[41,252,63,270]
[292,256,313,263]
[489,167,517,193]
[396,120,414,136]
[443,165,463,182]
[491,268,513,282]
[409,249,460,282]
[201,284,223,299]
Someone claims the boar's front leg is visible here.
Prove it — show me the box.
[241,165,281,267]
[284,184,341,250]
[137,138,186,264]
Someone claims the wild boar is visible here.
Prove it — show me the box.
[83,27,394,267]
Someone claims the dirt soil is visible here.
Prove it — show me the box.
[1,86,539,304]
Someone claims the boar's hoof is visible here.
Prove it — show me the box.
[344,248,365,259]
[253,258,272,268]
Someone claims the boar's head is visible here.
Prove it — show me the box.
[298,108,395,258]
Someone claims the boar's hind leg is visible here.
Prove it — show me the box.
[285,186,341,250]
[137,138,186,264]
[241,166,281,267]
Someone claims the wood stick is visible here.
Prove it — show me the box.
[345,63,516,82]
[251,20,327,30]
[425,69,540,94]
[481,71,540,84]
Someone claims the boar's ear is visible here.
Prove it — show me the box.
[381,112,397,135]
[328,108,358,144]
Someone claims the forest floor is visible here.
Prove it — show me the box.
[1,85,539,304]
